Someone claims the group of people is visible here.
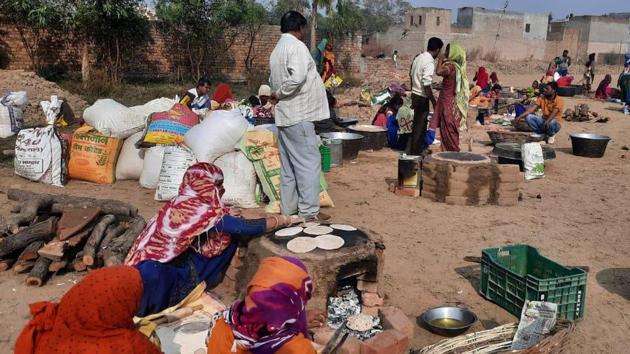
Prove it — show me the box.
[594,53,630,115]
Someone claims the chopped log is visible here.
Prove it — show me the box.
[0,257,16,271]
[83,215,116,266]
[57,207,101,240]
[49,260,68,272]
[38,239,67,261]
[1,197,54,234]
[66,227,94,247]
[26,257,52,286]
[97,224,126,262]
[13,260,35,274]
[7,189,138,217]
[73,251,87,272]
[0,217,58,258]
[103,217,146,267]
[17,241,45,262]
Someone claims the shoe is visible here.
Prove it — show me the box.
[304,212,331,222]
[547,135,555,144]
[624,106,630,115]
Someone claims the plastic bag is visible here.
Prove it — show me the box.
[140,145,165,189]
[184,109,248,163]
[360,89,373,106]
[83,99,145,139]
[0,91,27,138]
[523,143,544,180]
[15,126,68,186]
[325,74,343,89]
[214,151,258,208]
[155,146,196,201]
[140,104,199,147]
[115,131,145,181]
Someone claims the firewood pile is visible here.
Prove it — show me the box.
[564,104,600,122]
[0,189,145,286]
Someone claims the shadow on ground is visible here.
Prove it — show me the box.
[596,268,630,300]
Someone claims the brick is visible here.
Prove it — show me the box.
[357,273,377,282]
[495,190,519,199]
[357,279,378,293]
[394,187,419,198]
[361,329,409,354]
[497,196,519,206]
[361,305,380,317]
[312,326,335,345]
[362,292,384,307]
[496,164,521,174]
[379,307,414,338]
[338,335,364,354]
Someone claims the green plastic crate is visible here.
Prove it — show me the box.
[480,244,586,321]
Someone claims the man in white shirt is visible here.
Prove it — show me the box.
[180,77,211,111]
[269,11,330,221]
[407,37,443,155]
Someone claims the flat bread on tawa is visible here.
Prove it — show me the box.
[346,313,374,331]
[330,224,357,231]
[286,237,317,254]
[315,234,345,250]
[304,225,334,236]
[275,227,303,238]
[303,221,320,228]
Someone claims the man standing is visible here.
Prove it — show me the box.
[269,11,329,221]
[558,50,571,76]
[407,37,444,155]
[515,82,563,144]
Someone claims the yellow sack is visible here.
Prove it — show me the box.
[325,74,343,89]
[68,125,122,184]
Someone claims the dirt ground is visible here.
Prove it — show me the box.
[1,65,630,353]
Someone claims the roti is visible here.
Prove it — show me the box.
[286,237,317,254]
[303,221,320,228]
[315,234,345,250]
[275,227,303,238]
[330,224,357,232]
[346,313,374,331]
[304,225,334,236]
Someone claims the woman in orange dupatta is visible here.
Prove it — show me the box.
[208,256,316,354]
[15,266,160,354]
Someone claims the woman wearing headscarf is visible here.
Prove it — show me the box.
[618,53,630,115]
[473,66,489,90]
[207,256,316,353]
[426,43,469,152]
[489,72,499,86]
[311,39,336,83]
[125,163,301,316]
[15,266,160,354]
[595,74,613,99]
[212,83,235,107]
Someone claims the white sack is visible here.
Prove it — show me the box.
[83,99,145,139]
[130,97,176,120]
[116,131,145,180]
[184,109,248,162]
[214,151,258,208]
[140,145,165,189]
[14,126,66,186]
[155,145,196,201]
[40,95,63,124]
[0,91,28,138]
[523,143,544,180]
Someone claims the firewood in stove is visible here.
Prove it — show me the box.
[26,257,52,286]
[6,189,138,217]
[82,215,116,266]
[103,217,146,267]
[0,217,58,258]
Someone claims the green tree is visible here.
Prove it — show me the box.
[310,0,333,50]
[269,0,309,25]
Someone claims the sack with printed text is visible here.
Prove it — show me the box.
[0,91,28,138]
[69,126,123,184]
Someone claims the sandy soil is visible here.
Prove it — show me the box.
[1,67,630,353]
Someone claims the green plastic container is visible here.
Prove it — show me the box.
[320,144,331,172]
[480,244,586,321]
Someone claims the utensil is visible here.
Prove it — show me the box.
[347,125,388,151]
[420,306,477,336]
[320,132,364,160]
[569,133,610,158]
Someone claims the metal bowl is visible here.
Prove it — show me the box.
[319,132,365,160]
[347,124,388,151]
[570,133,611,158]
[420,306,477,336]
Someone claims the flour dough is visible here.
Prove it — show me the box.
[346,313,375,331]
[275,227,303,238]
[286,237,317,253]
[330,224,357,232]
[304,225,334,236]
[315,234,345,250]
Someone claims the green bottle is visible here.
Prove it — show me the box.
[320,144,331,172]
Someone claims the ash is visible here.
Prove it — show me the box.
[326,286,382,340]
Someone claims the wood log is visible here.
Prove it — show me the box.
[103,217,146,267]
[82,215,116,266]
[38,239,67,261]
[6,189,138,217]
[13,260,35,274]
[26,257,52,286]
[17,241,45,262]
[96,224,126,263]
[1,197,54,234]
[49,260,68,273]
[0,217,58,258]
[57,207,101,240]
[73,251,87,272]
[0,257,16,271]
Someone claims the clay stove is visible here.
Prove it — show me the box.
[236,227,384,311]
[422,151,522,206]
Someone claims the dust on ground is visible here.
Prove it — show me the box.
[1,63,630,353]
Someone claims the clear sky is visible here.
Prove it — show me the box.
[410,0,630,20]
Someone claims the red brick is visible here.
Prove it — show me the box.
[394,187,419,198]
[361,329,409,354]
[338,335,365,354]
[379,307,414,338]
[362,292,384,307]
[311,326,335,345]
[361,305,380,317]
[357,279,378,293]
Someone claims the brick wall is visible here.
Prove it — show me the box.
[0,20,362,82]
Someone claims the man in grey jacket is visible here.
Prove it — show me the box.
[269,11,330,221]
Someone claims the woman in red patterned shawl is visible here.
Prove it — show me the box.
[125,162,302,316]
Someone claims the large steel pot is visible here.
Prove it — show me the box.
[570,133,610,158]
[319,132,364,160]
[347,125,388,151]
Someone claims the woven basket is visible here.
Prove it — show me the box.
[415,320,575,354]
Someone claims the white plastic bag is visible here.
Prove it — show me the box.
[116,131,145,180]
[130,98,176,120]
[0,91,28,138]
[140,145,165,189]
[155,145,196,201]
[184,109,248,162]
[83,99,145,139]
[523,143,544,180]
[214,151,258,208]
[40,96,63,124]
[14,125,67,186]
